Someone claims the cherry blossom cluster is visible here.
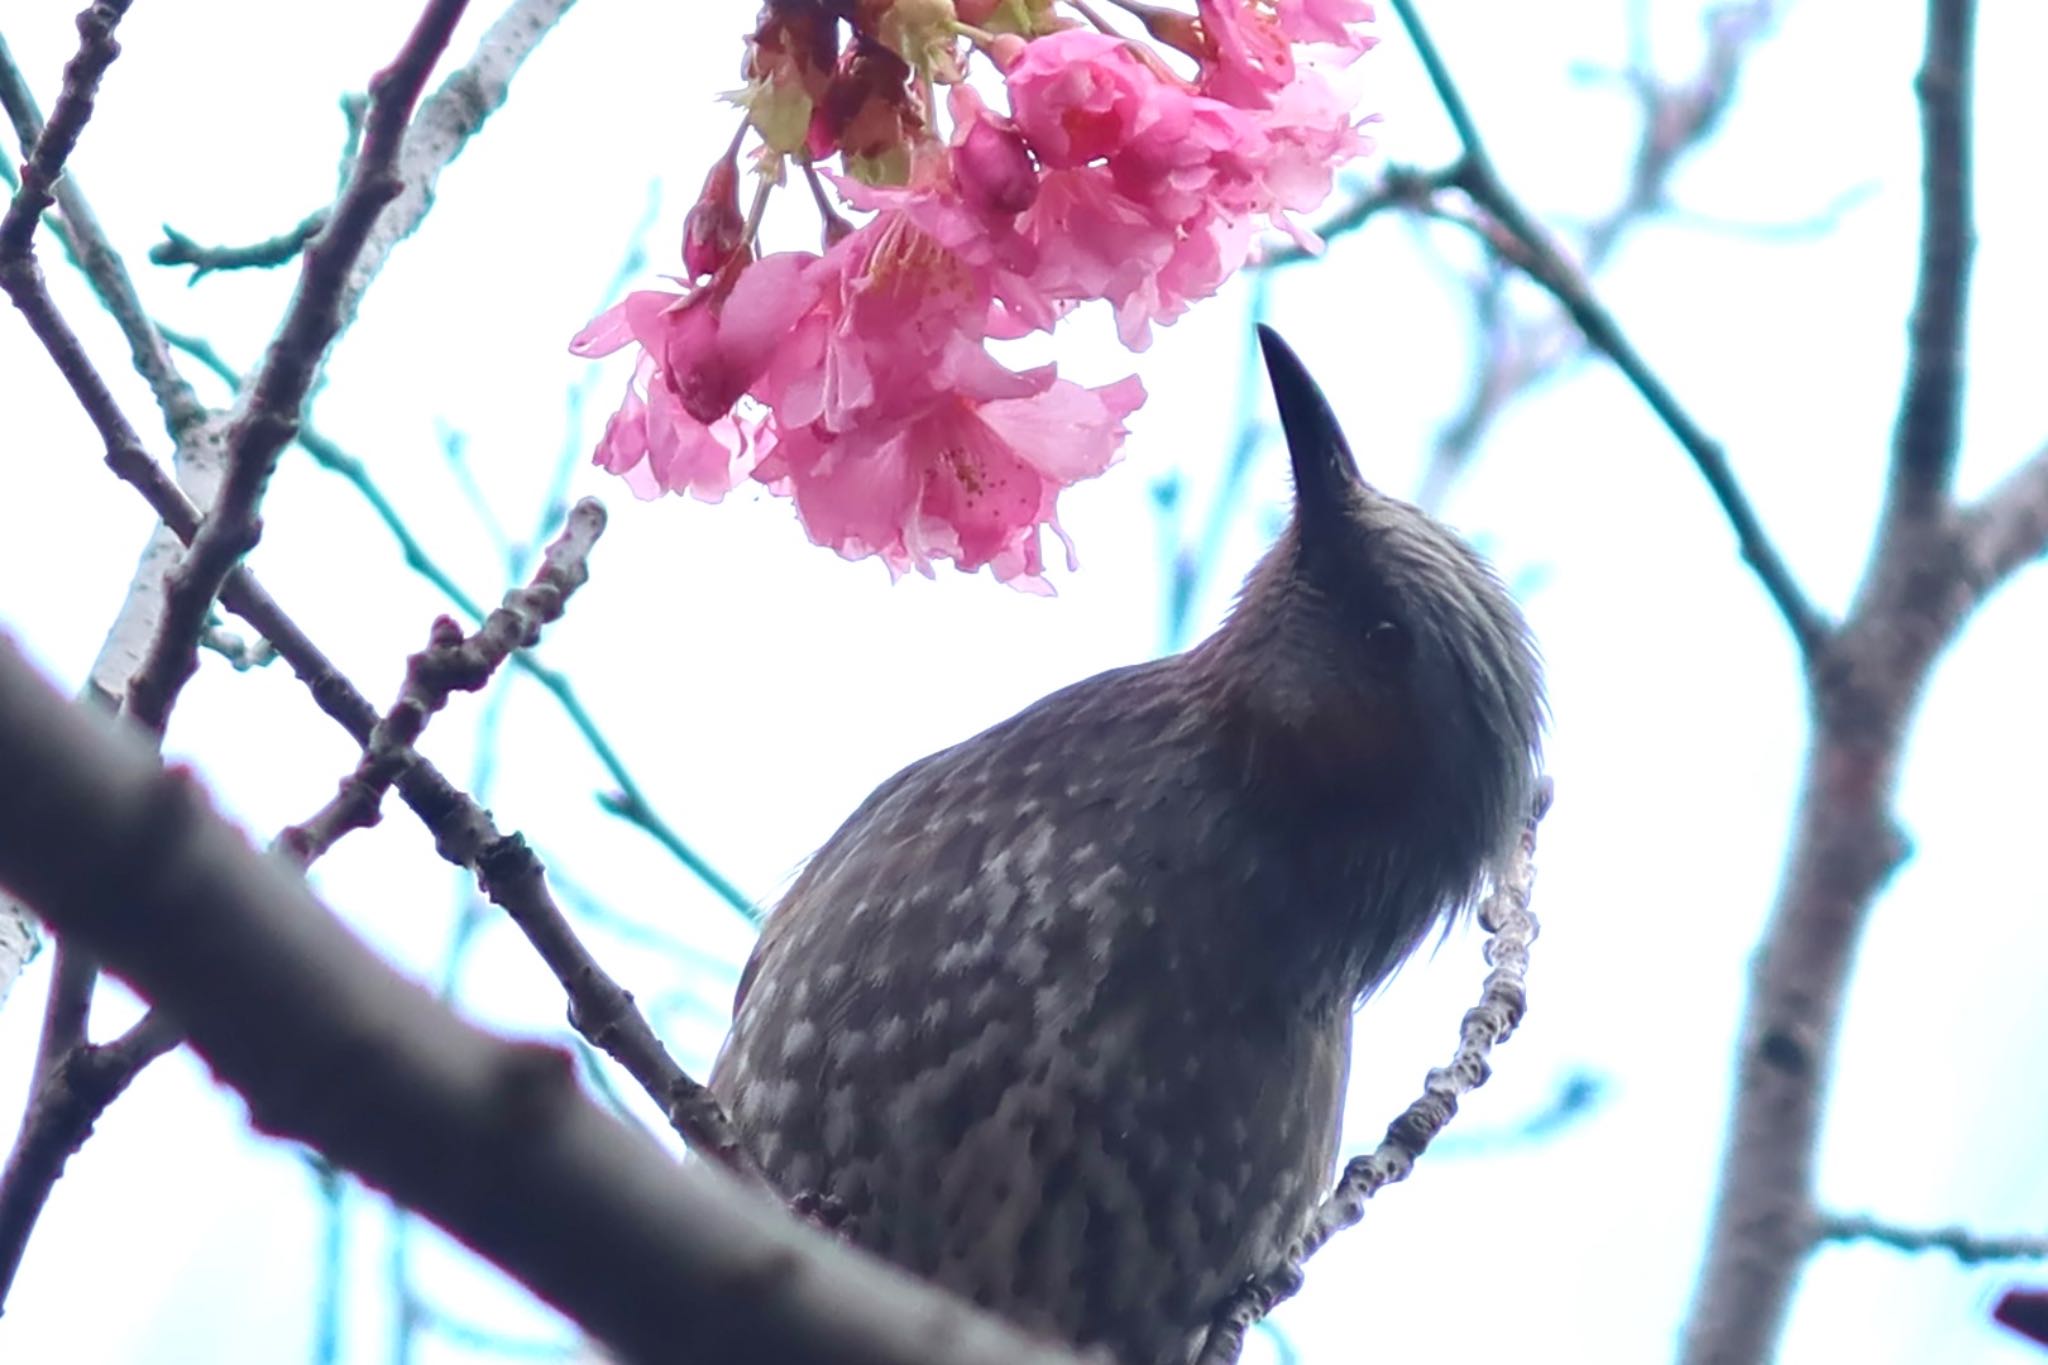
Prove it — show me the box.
[575,0,1376,589]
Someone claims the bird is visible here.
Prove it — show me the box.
[710,326,1545,1365]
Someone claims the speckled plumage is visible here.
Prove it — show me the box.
[711,329,1545,1365]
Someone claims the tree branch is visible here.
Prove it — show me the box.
[157,325,758,922]
[11,226,756,1187]
[0,2,130,264]
[150,211,331,283]
[1960,441,2048,589]
[1196,780,1553,1365]
[0,636,1087,1365]
[1677,6,2008,1357]
[123,0,474,737]
[0,1006,176,1307]
[329,0,581,340]
[277,501,609,868]
[1883,0,1977,518]
[1815,1213,2048,1266]
[1383,0,1829,658]
[0,24,205,437]
[1997,1288,2048,1349]
[1420,1,1780,506]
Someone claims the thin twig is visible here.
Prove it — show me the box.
[0,1002,177,1308]
[155,326,757,921]
[0,25,205,437]
[1814,1213,2048,1266]
[277,501,609,868]
[150,210,331,283]
[1196,779,1554,1365]
[1413,1,1783,507]
[1382,0,1828,658]
[1883,0,1977,517]
[115,446,758,1174]
[0,2,131,262]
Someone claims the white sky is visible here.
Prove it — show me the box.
[2,1,2046,1362]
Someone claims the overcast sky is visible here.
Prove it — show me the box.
[2,1,2045,1362]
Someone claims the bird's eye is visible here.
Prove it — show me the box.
[1362,619,1411,669]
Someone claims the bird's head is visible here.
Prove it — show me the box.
[1199,326,1546,900]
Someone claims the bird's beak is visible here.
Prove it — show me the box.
[1258,324,1367,526]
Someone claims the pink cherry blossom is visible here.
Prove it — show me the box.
[570,252,824,498]
[1196,0,1296,107]
[757,374,1146,590]
[830,89,1063,335]
[585,352,754,503]
[575,0,1380,584]
[1275,0,1377,59]
[1003,30,1183,168]
[766,210,1029,431]
[1256,66,1376,243]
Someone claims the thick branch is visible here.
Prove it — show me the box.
[0,637,1084,1365]
[1384,0,1828,658]
[1679,6,2001,1355]
[1998,1289,2048,1349]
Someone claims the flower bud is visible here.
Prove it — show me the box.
[682,153,748,279]
[955,113,1038,215]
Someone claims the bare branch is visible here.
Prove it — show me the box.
[278,501,608,868]
[0,25,205,437]
[330,0,581,339]
[0,510,612,1304]
[1815,1213,2048,1266]
[1678,9,2000,1356]
[1197,779,1553,1365]
[0,992,176,1308]
[198,620,276,671]
[1883,0,1977,517]
[11,226,752,1190]
[123,0,474,737]
[0,637,1090,1365]
[150,211,331,283]
[1418,1,1786,504]
[157,325,760,923]
[1959,442,2048,588]
[1382,0,1829,658]
[0,2,129,263]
